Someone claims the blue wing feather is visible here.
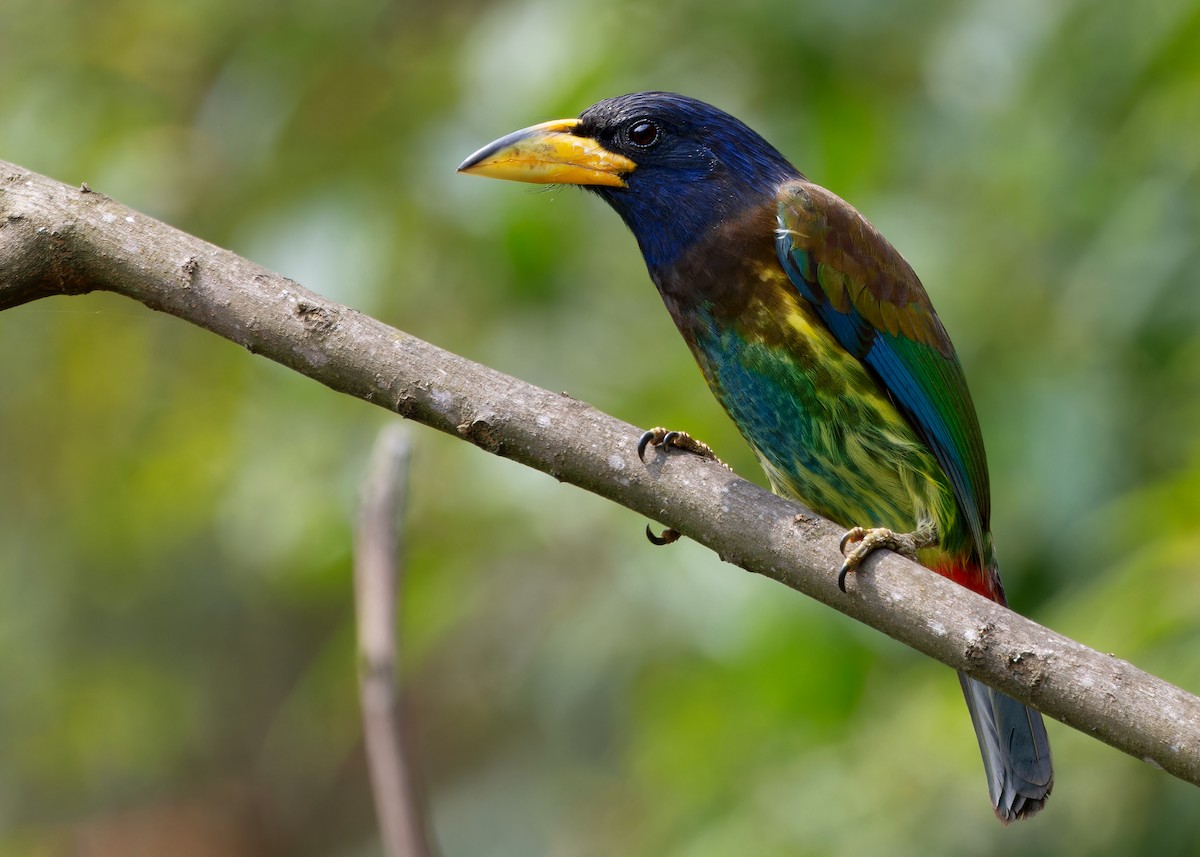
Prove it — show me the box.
[776,181,990,559]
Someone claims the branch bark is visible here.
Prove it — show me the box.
[3,159,1198,789]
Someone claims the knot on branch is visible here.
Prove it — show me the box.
[457,413,503,453]
[295,299,339,335]
[179,256,200,287]
[1010,650,1049,689]
[964,621,996,666]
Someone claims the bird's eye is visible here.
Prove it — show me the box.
[627,120,660,148]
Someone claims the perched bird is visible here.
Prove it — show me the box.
[458,91,1052,821]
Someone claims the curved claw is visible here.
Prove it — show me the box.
[838,527,880,593]
[838,527,866,590]
[645,524,681,546]
[839,526,866,554]
[837,543,869,593]
[637,429,661,462]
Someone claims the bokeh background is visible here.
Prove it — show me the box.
[2,0,1200,854]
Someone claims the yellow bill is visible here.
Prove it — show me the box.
[457,118,635,188]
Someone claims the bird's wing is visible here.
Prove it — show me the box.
[775,180,990,555]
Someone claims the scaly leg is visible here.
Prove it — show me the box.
[837,521,939,592]
[636,426,724,465]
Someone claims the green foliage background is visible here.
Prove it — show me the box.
[2,0,1200,854]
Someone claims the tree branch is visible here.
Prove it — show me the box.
[3,159,1198,788]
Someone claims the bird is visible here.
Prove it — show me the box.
[458,91,1052,822]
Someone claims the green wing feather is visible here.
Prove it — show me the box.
[775,180,991,558]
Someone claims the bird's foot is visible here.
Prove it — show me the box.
[837,522,938,592]
[637,427,726,548]
[645,524,681,546]
[637,426,727,467]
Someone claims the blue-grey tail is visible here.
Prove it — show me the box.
[958,673,1053,822]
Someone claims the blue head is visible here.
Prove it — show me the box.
[575,93,799,268]
[459,92,801,270]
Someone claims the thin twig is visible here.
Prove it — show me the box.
[354,426,434,857]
